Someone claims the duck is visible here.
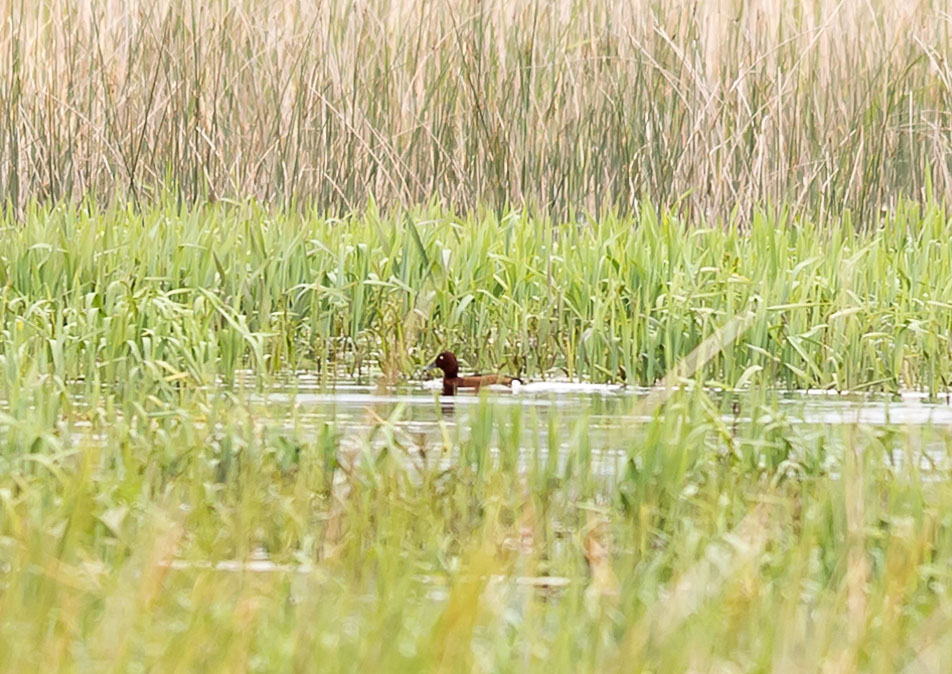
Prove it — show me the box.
[424,351,521,395]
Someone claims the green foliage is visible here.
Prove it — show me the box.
[3,2,952,670]
[3,379,952,671]
[1,198,952,670]
[2,199,951,394]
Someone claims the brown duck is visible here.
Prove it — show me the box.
[424,351,521,395]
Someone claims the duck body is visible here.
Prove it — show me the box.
[425,351,520,395]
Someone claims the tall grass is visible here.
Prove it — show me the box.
[1,199,951,393]
[1,0,950,218]
[3,377,952,671]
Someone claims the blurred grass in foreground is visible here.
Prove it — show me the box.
[3,381,952,672]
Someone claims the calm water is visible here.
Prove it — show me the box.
[230,375,952,479]
[16,374,952,476]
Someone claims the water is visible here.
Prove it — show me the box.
[174,379,952,575]
[244,373,952,432]
[9,375,952,475]
[230,375,952,478]
[11,376,952,576]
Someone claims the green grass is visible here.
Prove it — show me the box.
[2,198,952,670]
[2,199,951,395]
[3,379,952,672]
[4,2,952,668]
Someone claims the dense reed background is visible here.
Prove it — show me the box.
[2,0,951,218]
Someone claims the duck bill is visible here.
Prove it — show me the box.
[423,362,438,372]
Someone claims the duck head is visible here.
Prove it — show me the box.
[424,351,459,378]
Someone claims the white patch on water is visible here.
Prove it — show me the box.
[515,381,625,394]
[785,398,952,426]
[421,378,625,395]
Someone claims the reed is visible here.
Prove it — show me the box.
[2,198,951,394]
[1,0,950,219]
[2,378,952,671]
[3,2,952,670]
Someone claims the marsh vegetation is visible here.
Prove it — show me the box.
[3,1,952,672]
[3,0,951,217]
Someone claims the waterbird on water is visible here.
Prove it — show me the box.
[424,351,521,396]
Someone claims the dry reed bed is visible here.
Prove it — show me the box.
[2,0,951,217]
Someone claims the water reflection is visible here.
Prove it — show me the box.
[10,374,952,478]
